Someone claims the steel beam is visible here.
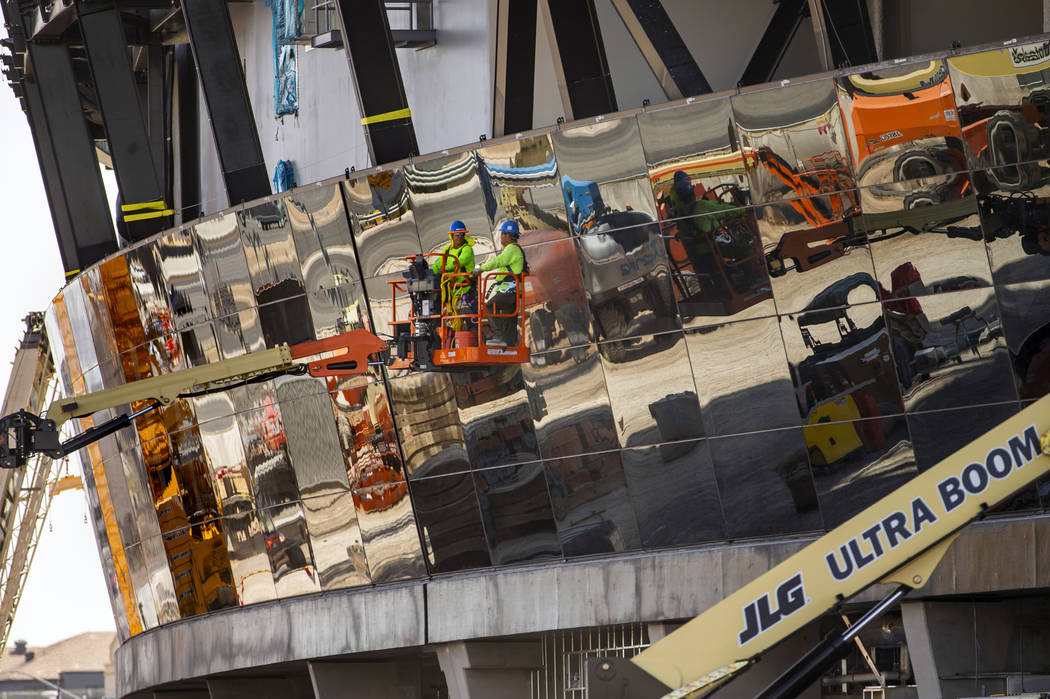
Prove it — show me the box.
[1,2,117,277]
[332,0,419,165]
[818,0,878,69]
[175,43,200,222]
[181,0,270,206]
[539,0,616,120]
[76,1,169,241]
[493,0,537,137]
[608,0,710,100]
[739,0,809,86]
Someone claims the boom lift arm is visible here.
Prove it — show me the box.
[0,329,388,470]
[588,394,1050,698]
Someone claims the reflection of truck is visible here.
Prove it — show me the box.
[562,177,673,352]
[587,395,1050,698]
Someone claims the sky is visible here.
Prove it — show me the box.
[0,56,117,646]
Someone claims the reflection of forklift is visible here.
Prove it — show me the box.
[792,274,897,468]
[561,177,672,349]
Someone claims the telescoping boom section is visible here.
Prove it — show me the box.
[589,394,1050,698]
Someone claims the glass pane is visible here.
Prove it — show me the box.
[473,463,562,565]
[997,280,1050,400]
[125,242,175,346]
[388,372,469,479]
[709,428,822,538]
[257,294,316,347]
[194,213,255,318]
[410,472,492,574]
[886,287,1015,412]
[140,535,180,624]
[301,490,370,589]
[324,376,405,490]
[215,307,266,359]
[807,415,918,528]
[239,199,307,308]
[621,440,725,547]
[732,79,856,204]
[353,482,426,582]
[452,366,540,469]
[307,281,372,339]
[544,451,642,556]
[287,184,358,292]
[524,345,617,459]
[976,173,1050,286]
[476,134,568,233]
[79,267,120,383]
[521,235,593,352]
[64,280,99,376]
[908,402,1021,472]
[839,61,966,189]
[408,151,495,257]
[343,170,421,279]
[222,509,278,606]
[780,300,904,426]
[260,501,320,599]
[230,383,301,509]
[599,331,702,448]
[98,254,149,355]
[685,318,798,436]
[276,375,352,498]
[154,226,212,331]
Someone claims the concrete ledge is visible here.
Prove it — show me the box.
[116,513,1050,696]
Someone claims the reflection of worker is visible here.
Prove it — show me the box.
[432,220,476,332]
[667,170,739,298]
[477,220,527,347]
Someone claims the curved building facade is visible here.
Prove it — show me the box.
[42,33,1050,698]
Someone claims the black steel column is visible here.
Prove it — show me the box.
[76,1,169,241]
[608,0,710,100]
[819,0,878,68]
[175,44,200,222]
[2,4,117,276]
[181,0,271,206]
[147,44,171,211]
[541,0,617,120]
[333,0,419,165]
[493,0,537,137]
[740,0,809,86]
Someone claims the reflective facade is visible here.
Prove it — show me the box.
[49,39,1050,640]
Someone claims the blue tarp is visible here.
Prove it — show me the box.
[267,0,304,116]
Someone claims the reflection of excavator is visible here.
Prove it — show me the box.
[587,395,1050,699]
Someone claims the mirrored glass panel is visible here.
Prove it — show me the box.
[552,117,656,221]
[599,331,702,449]
[276,375,352,498]
[64,280,99,376]
[193,213,254,318]
[410,472,491,574]
[193,392,257,513]
[324,376,405,490]
[239,199,308,308]
[230,383,300,510]
[154,226,211,331]
[343,170,421,279]
[162,513,238,616]
[257,294,316,347]
[996,280,1050,400]
[308,281,372,340]
[758,193,872,315]
[948,43,1050,171]
[123,542,159,630]
[110,548,141,636]
[907,402,1021,471]
[476,134,568,234]
[859,176,992,298]
[214,307,266,359]
[709,428,822,538]
[732,79,855,204]
[807,415,918,528]
[621,440,725,547]
[101,452,141,547]
[976,171,1050,286]
[125,242,175,348]
[408,151,494,257]
[685,318,797,436]
[99,255,150,356]
[521,235,593,352]
[221,509,277,606]
[838,61,966,189]
[301,490,370,589]
[258,501,320,599]
[544,450,641,557]
[140,534,180,624]
[353,482,426,582]
[179,321,221,368]
[44,294,75,395]
[473,462,561,565]
[780,300,904,426]
[287,183,358,293]
[524,345,616,459]
[388,373,469,479]
[885,287,1015,412]
[452,366,539,469]
[79,268,120,374]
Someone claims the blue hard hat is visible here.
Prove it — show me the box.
[449,220,468,234]
[499,220,521,237]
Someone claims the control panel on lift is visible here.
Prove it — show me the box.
[388,253,529,370]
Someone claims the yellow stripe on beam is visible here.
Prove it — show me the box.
[121,200,168,213]
[124,208,175,222]
[360,107,412,125]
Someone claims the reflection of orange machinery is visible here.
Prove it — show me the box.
[388,254,529,369]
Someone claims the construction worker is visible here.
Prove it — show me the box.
[667,170,742,299]
[432,220,476,336]
[476,220,527,347]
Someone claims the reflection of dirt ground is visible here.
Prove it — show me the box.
[813,421,917,527]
